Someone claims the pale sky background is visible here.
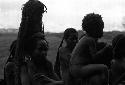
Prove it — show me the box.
[0,0,125,32]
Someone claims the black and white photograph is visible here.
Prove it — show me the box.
[0,0,125,85]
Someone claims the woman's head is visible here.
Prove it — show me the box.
[24,32,49,66]
[20,0,47,39]
[63,28,78,48]
[32,39,48,57]
[82,13,104,38]
[22,0,47,21]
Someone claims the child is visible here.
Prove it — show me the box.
[110,35,125,85]
[20,32,63,85]
[54,28,78,84]
[70,13,110,85]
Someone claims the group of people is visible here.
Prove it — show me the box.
[54,13,125,85]
[1,0,125,85]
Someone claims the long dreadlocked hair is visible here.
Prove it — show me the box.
[24,32,49,56]
[20,0,47,38]
[14,0,47,85]
[16,0,47,63]
[54,28,78,79]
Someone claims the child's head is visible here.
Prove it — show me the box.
[24,32,48,57]
[82,13,104,38]
[63,28,78,47]
[31,39,48,64]
[22,0,47,21]
[113,35,125,60]
[20,0,47,38]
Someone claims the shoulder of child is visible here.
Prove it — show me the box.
[78,36,95,46]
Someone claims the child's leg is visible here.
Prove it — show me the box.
[70,64,108,82]
[88,73,108,85]
[88,75,102,85]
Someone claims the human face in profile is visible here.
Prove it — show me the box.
[32,40,48,61]
[65,33,78,48]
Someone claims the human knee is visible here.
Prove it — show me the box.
[97,64,108,73]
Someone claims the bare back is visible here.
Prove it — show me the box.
[70,35,96,65]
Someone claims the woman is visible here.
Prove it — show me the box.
[54,28,78,85]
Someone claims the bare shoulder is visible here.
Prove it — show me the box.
[76,36,95,48]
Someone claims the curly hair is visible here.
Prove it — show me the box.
[82,13,104,38]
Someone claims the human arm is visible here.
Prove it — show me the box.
[20,65,31,85]
[54,50,62,80]
[89,40,112,63]
[47,61,60,81]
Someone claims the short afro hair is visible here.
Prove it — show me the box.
[82,13,104,38]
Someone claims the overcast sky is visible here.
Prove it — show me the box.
[0,0,125,32]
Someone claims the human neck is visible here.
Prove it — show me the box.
[86,34,98,41]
